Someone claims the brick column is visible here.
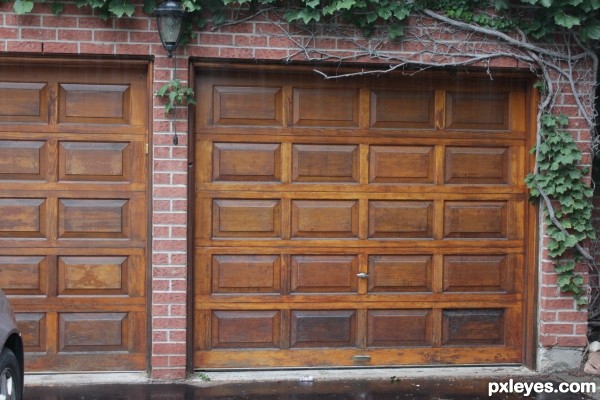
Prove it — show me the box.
[151,53,190,379]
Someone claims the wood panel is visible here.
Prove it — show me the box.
[0,60,148,372]
[194,66,534,369]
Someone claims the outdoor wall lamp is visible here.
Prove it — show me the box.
[154,0,186,58]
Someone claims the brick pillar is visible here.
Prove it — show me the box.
[150,53,190,379]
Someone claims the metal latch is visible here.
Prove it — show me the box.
[356,273,369,279]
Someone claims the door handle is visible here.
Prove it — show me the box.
[356,272,369,279]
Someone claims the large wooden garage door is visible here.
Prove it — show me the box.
[0,59,148,371]
[194,65,534,368]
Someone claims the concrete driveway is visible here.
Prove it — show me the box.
[23,377,598,399]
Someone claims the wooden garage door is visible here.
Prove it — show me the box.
[0,59,148,371]
[193,65,535,368]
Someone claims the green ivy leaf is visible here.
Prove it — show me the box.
[108,0,135,17]
[13,0,34,14]
[554,11,581,28]
[51,0,63,14]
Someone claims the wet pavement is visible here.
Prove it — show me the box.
[23,378,599,400]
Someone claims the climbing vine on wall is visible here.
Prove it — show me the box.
[526,112,596,305]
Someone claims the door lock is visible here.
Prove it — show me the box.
[356,272,369,279]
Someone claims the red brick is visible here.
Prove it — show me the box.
[130,31,159,43]
[540,311,557,322]
[153,173,171,185]
[152,316,187,329]
[168,331,187,342]
[153,213,187,225]
[540,335,558,347]
[78,16,113,29]
[540,323,574,335]
[7,41,42,52]
[115,18,150,30]
[154,159,187,172]
[557,336,588,347]
[94,30,128,42]
[42,15,78,28]
[0,28,18,39]
[151,368,186,380]
[170,254,188,265]
[170,281,187,293]
[153,239,186,252]
[542,298,576,310]
[222,45,256,58]
[186,45,220,58]
[152,293,187,305]
[151,355,170,368]
[558,311,588,322]
[152,304,169,315]
[169,304,186,315]
[153,331,168,342]
[255,49,289,60]
[152,266,187,278]
[79,43,115,54]
[43,42,78,53]
[152,254,169,264]
[153,187,187,198]
[152,342,186,354]
[116,43,150,55]
[58,29,92,41]
[5,14,40,26]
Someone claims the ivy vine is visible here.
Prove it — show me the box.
[156,79,195,115]
[526,112,596,305]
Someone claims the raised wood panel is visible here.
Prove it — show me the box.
[59,84,131,125]
[291,200,358,238]
[212,255,280,293]
[367,310,432,347]
[444,201,507,239]
[445,147,509,185]
[213,143,281,182]
[291,310,356,348]
[0,141,47,181]
[443,255,509,293]
[213,199,281,238]
[291,255,358,293]
[0,82,48,123]
[369,146,434,184]
[443,309,505,346]
[368,255,432,292]
[59,142,130,182]
[211,311,280,348]
[213,86,282,126]
[368,201,433,238]
[58,312,128,352]
[0,256,46,295]
[446,92,509,131]
[293,88,359,127]
[370,90,435,129]
[292,144,358,183]
[59,199,129,239]
[58,256,127,295]
[0,198,46,238]
[15,313,46,353]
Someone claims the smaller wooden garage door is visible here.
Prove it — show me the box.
[193,65,535,369]
[0,59,148,371]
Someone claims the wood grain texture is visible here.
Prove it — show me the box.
[0,60,148,372]
[193,65,534,369]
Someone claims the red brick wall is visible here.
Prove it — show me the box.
[0,1,594,378]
